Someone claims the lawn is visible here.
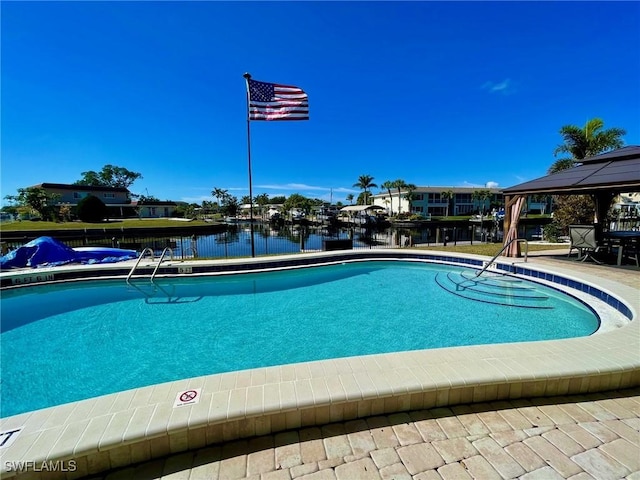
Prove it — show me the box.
[414,243,568,256]
[1,218,215,231]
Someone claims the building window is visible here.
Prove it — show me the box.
[428,193,441,202]
[73,192,87,199]
[103,193,115,199]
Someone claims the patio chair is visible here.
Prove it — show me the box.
[568,225,605,264]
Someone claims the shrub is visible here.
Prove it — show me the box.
[543,220,563,242]
[76,195,107,222]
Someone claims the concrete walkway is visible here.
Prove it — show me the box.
[84,388,640,480]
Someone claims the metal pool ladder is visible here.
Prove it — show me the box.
[126,247,174,283]
[476,238,528,278]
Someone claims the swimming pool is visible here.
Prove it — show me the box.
[0,260,599,417]
[0,249,637,480]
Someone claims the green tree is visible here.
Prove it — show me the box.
[547,118,625,233]
[75,164,142,188]
[356,191,372,206]
[472,189,492,215]
[549,118,626,174]
[4,187,60,219]
[353,175,377,205]
[58,203,72,222]
[0,204,19,216]
[551,195,595,230]
[441,190,454,217]
[254,193,270,219]
[254,193,270,206]
[211,188,228,206]
[345,193,354,205]
[174,202,198,219]
[137,195,160,203]
[269,195,286,204]
[219,192,239,217]
[392,179,409,214]
[76,195,107,222]
[403,183,417,215]
[380,181,395,216]
[529,194,550,215]
[200,200,215,215]
[283,193,312,214]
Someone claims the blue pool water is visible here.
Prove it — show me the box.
[0,261,598,417]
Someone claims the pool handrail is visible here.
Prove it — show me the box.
[150,247,174,282]
[476,237,528,277]
[125,247,155,284]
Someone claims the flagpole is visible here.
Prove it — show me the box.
[243,72,256,257]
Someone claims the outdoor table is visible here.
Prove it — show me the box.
[605,230,640,265]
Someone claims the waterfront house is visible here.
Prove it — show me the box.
[134,200,178,218]
[372,186,504,217]
[32,182,136,218]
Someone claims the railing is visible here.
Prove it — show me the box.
[150,247,174,282]
[3,223,550,262]
[125,248,155,284]
[476,238,528,278]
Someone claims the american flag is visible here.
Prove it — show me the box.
[247,78,309,121]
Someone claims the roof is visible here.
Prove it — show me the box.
[372,186,502,197]
[34,183,130,193]
[135,200,177,206]
[503,146,640,195]
[340,205,384,212]
[581,145,640,163]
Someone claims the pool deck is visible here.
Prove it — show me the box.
[0,248,638,479]
[88,387,640,480]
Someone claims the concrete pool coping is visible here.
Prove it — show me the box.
[0,249,638,479]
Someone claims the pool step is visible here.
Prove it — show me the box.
[435,270,552,309]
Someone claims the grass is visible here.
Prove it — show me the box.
[1,218,215,231]
[412,243,568,256]
[429,214,551,222]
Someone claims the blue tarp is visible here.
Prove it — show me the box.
[0,236,138,269]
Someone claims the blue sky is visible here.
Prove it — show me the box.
[2,1,639,206]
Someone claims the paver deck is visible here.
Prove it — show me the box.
[82,388,640,480]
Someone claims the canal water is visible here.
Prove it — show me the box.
[168,221,543,259]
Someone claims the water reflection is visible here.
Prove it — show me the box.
[181,222,512,259]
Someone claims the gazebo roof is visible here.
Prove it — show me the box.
[503,146,640,195]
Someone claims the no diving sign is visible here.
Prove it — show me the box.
[174,388,201,408]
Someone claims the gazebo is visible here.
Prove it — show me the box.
[501,146,640,257]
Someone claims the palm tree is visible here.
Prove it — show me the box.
[529,194,549,215]
[441,190,454,218]
[345,193,354,205]
[393,179,408,214]
[403,183,417,214]
[380,180,395,216]
[353,175,377,205]
[472,189,492,216]
[254,193,270,219]
[211,187,228,206]
[549,118,626,174]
